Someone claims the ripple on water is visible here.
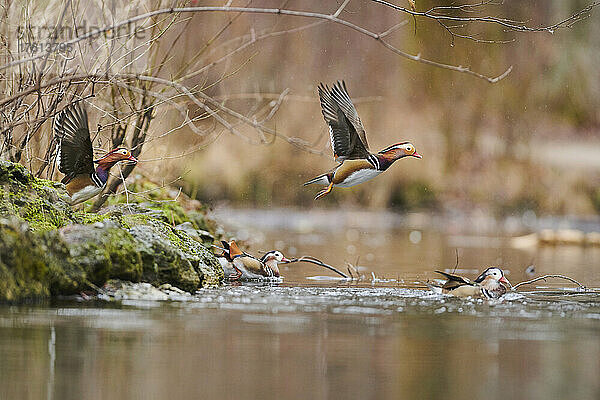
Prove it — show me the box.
[179,285,600,320]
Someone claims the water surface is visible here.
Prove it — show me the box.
[1,209,599,400]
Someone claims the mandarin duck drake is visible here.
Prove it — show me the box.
[432,267,511,299]
[219,240,289,281]
[304,81,422,200]
[53,102,137,205]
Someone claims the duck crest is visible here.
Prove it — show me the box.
[378,141,411,154]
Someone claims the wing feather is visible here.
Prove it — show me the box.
[318,81,370,161]
[54,102,94,183]
[331,81,369,151]
[435,270,474,290]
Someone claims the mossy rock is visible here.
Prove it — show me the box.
[0,218,77,300]
[60,223,143,285]
[0,160,73,231]
[0,219,52,301]
[0,162,224,302]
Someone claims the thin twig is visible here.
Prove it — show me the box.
[346,263,361,281]
[371,0,600,33]
[347,266,354,279]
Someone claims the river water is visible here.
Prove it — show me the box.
[1,209,599,399]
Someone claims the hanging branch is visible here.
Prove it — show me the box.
[511,274,587,291]
[371,0,600,33]
[0,5,514,83]
[5,3,598,80]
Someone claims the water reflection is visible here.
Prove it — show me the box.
[0,292,599,400]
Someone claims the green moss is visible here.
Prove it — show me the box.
[123,215,223,289]
[61,225,144,286]
[0,161,32,185]
[72,211,110,225]
[119,213,150,228]
[104,229,143,281]
[18,197,70,231]
[126,222,202,292]
[45,236,87,296]
[31,177,61,190]
[0,163,73,232]
[146,201,188,225]
[0,222,52,301]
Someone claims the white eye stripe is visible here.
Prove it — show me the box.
[486,268,503,278]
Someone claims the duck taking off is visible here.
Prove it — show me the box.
[304,81,422,200]
[54,102,138,205]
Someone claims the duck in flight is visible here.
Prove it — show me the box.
[304,80,422,200]
[54,102,138,205]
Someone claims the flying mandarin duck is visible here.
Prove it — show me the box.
[53,102,138,205]
[304,81,422,200]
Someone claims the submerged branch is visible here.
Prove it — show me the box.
[285,256,349,278]
[512,274,587,291]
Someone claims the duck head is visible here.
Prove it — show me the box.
[260,250,290,277]
[95,148,138,169]
[378,142,422,161]
[475,267,510,287]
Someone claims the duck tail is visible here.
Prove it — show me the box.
[421,280,443,294]
[435,270,471,285]
[303,173,331,186]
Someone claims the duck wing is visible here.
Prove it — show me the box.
[435,270,474,290]
[54,102,93,184]
[318,81,370,161]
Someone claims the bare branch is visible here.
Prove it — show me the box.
[371,0,600,33]
[0,6,515,83]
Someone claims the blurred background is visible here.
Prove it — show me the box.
[146,0,600,216]
[3,0,599,217]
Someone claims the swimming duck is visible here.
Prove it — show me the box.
[304,81,422,200]
[220,240,290,281]
[433,267,510,299]
[53,102,137,205]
